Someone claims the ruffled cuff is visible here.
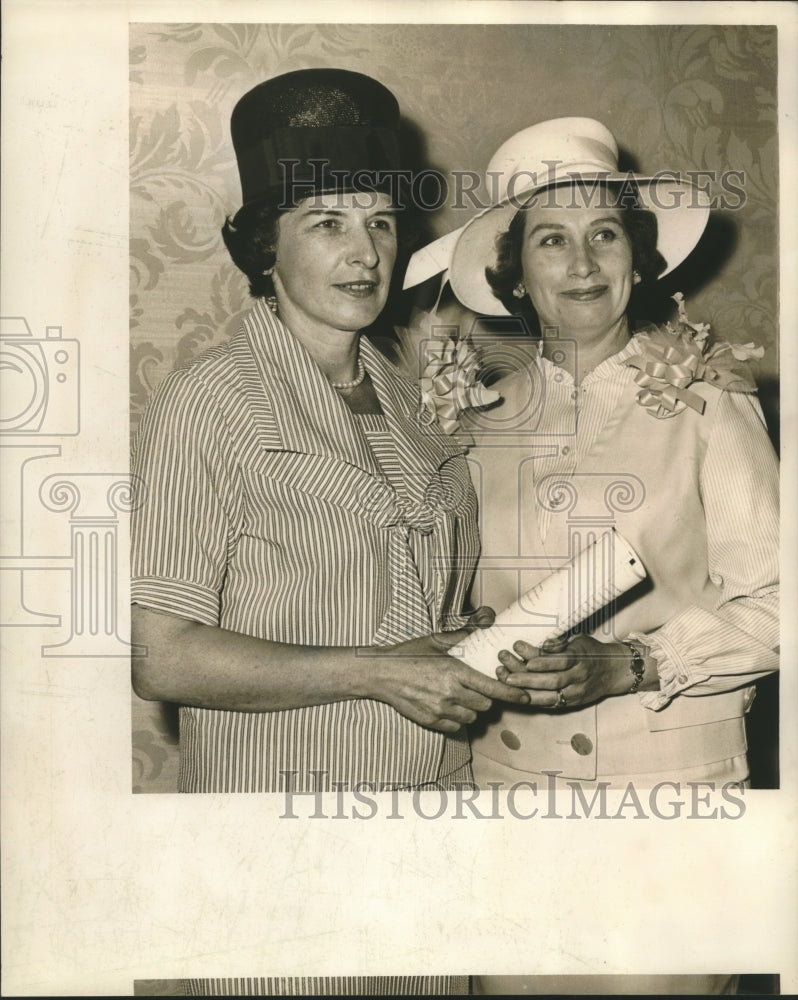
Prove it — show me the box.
[626,622,710,711]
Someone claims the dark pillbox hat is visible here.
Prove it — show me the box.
[231,68,403,207]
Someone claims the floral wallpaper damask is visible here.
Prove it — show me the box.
[130,22,779,793]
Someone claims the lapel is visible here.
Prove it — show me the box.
[360,336,467,492]
[233,298,466,485]
[236,299,378,473]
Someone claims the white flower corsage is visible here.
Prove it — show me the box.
[393,308,500,434]
[624,293,764,419]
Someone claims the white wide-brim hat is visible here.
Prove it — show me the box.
[404,117,711,316]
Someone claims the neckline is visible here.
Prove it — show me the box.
[537,334,642,384]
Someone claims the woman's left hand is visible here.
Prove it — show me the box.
[496,634,633,710]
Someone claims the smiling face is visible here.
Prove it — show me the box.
[520,187,634,343]
[271,191,398,347]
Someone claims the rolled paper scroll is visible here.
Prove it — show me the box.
[451,530,646,677]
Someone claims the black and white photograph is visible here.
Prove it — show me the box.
[2,1,797,996]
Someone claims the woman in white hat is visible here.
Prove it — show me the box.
[407,117,778,995]
[131,69,527,815]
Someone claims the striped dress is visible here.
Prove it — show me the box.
[131,298,480,793]
[182,977,469,995]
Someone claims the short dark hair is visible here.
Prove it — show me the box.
[221,200,282,299]
[485,183,667,325]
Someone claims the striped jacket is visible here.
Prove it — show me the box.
[182,977,469,995]
[131,299,480,792]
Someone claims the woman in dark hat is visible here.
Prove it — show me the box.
[130,69,526,807]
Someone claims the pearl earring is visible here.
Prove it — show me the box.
[512,283,526,299]
[265,296,278,314]
[632,270,642,285]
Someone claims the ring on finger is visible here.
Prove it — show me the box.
[554,689,568,709]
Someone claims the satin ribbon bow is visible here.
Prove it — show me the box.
[418,337,500,434]
[624,295,763,420]
[624,339,709,418]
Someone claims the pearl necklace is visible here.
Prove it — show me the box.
[330,357,366,391]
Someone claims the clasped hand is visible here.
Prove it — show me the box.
[369,607,530,734]
[496,633,631,710]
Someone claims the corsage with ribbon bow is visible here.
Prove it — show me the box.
[392,307,501,435]
[624,293,764,419]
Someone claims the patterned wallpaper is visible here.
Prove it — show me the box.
[130,22,779,793]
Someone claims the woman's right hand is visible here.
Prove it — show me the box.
[363,622,530,734]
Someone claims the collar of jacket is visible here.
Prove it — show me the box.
[232,297,467,480]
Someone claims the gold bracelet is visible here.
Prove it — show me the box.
[622,640,646,694]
